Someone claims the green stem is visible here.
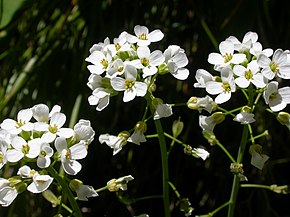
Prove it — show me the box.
[210,200,232,216]
[215,140,236,163]
[200,18,218,50]
[47,166,82,217]
[227,125,248,217]
[154,119,171,217]
[240,184,271,190]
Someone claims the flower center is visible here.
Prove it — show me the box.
[244,69,253,80]
[270,62,279,73]
[223,53,233,63]
[115,43,121,51]
[117,66,124,72]
[269,92,278,101]
[222,82,231,92]
[138,33,147,40]
[48,124,58,134]
[22,144,30,155]
[40,150,47,157]
[101,58,108,69]
[125,80,135,89]
[141,58,149,67]
[65,149,71,159]
[16,120,25,128]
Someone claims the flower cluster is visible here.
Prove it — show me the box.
[191,31,290,132]
[86,25,189,111]
[0,104,95,206]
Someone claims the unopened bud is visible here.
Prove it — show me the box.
[241,105,252,113]
[270,184,289,194]
[211,112,225,124]
[69,179,83,192]
[135,121,147,134]
[277,112,290,126]
[42,190,60,207]
[172,117,184,137]
[202,130,217,146]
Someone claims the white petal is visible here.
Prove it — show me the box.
[219,41,234,55]
[257,54,271,68]
[6,149,24,163]
[57,128,74,138]
[54,137,67,153]
[137,46,150,59]
[208,53,224,65]
[206,81,223,95]
[37,156,51,168]
[70,143,87,160]
[135,82,148,97]
[148,29,164,42]
[235,77,250,88]
[32,104,49,122]
[110,77,126,91]
[17,108,33,122]
[62,159,82,175]
[123,88,136,102]
[215,92,231,104]
[11,136,26,150]
[149,50,165,66]
[50,113,66,128]
[171,68,189,80]
[143,66,157,77]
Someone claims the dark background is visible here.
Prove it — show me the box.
[1,0,290,216]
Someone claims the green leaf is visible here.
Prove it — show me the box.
[0,0,27,29]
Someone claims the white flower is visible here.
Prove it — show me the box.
[194,69,215,88]
[131,46,165,78]
[199,112,224,133]
[153,103,173,120]
[233,112,256,124]
[0,179,18,207]
[206,67,236,104]
[127,122,147,145]
[126,25,164,46]
[187,95,217,113]
[250,42,273,58]
[106,31,131,56]
[107,175,134,192]
[99,132,129,155]
[40,112,74,143]
[89,37,110,54]
[208,41,246,69]
[163,45,189,80]
[27,174,53,194]
[75,184,98,201]
[226,31,258,52]
[17,165,35,178]
[55,137,88,175]
[88,88,111,111]
[263,81,290,112]
[106,59,126,78]
[110,65,148,102]
[37,143,54,168]
[199,115,215,132]
[233,60,266,88]
[85,50,112,75]
[32,104,61,123]
[6,137,41,163]
[73,119,95,144]
[192,148,210,160]
[258,49,290,80]
[0,108,34,135]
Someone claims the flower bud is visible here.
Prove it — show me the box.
[172,118,184,137]
[202,130,217,146]
[69,179,83,192]
[158,63,169,75]
[270,184,289,194]
[211,112,225,124]
[277,112,290,126]
[135,121,147,134]
[42,190,60,207]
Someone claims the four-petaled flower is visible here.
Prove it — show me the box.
[110,65,148,102]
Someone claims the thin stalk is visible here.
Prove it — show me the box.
[227,124,249,217]
[200,18,218,50]
[215,140,236,163]
[240,184,271,190]
[154,119,171,217]
[47,166,82,217]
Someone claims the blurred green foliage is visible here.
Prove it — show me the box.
[1,0,290,216]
